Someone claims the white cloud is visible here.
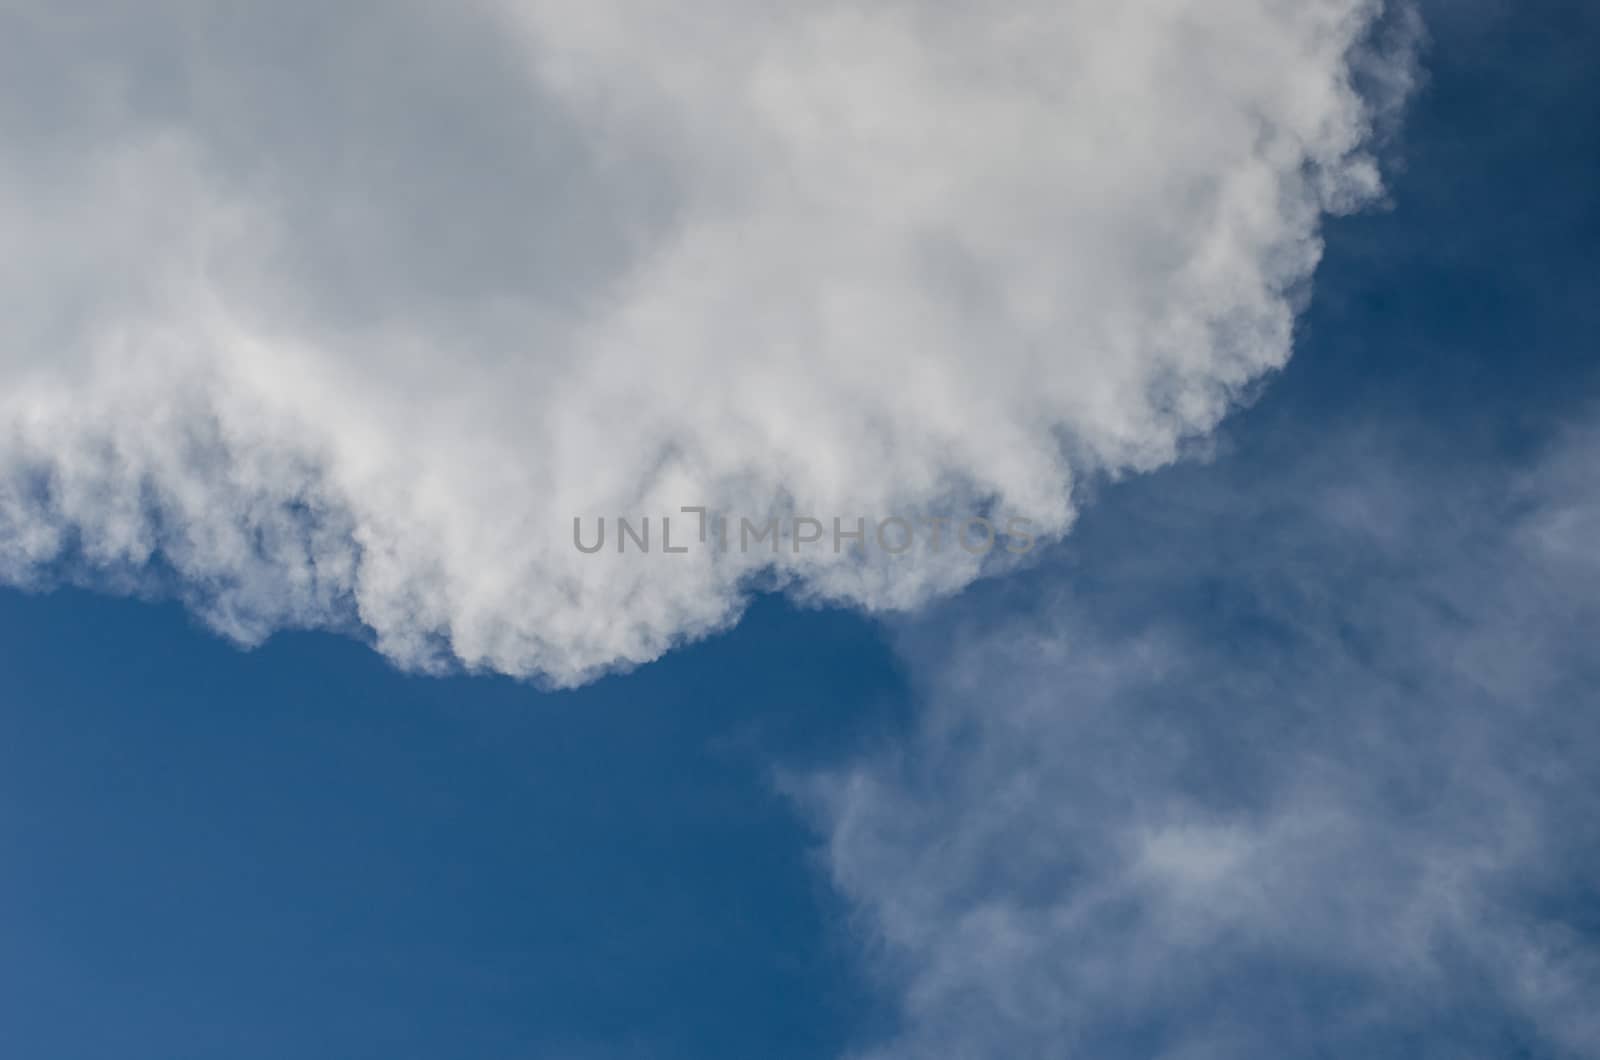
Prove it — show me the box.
[0,1,1413,683]
[792,423,1600,1059]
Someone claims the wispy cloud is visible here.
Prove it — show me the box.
[793,419,1600,1059]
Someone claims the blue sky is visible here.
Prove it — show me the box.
[3,2,1599,1058]
[1,592,898,1058]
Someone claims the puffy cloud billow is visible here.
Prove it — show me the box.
[0,1,1415,683]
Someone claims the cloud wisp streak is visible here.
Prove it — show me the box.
[796,421,1600,1059]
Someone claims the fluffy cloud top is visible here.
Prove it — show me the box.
[1,1,1410,683]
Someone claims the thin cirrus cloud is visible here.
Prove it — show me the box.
[0,1,1416,684]
[793,422,1600,1059]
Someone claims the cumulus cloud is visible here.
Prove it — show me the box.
[793,422,1600,1059]
[0,1,1414,683]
